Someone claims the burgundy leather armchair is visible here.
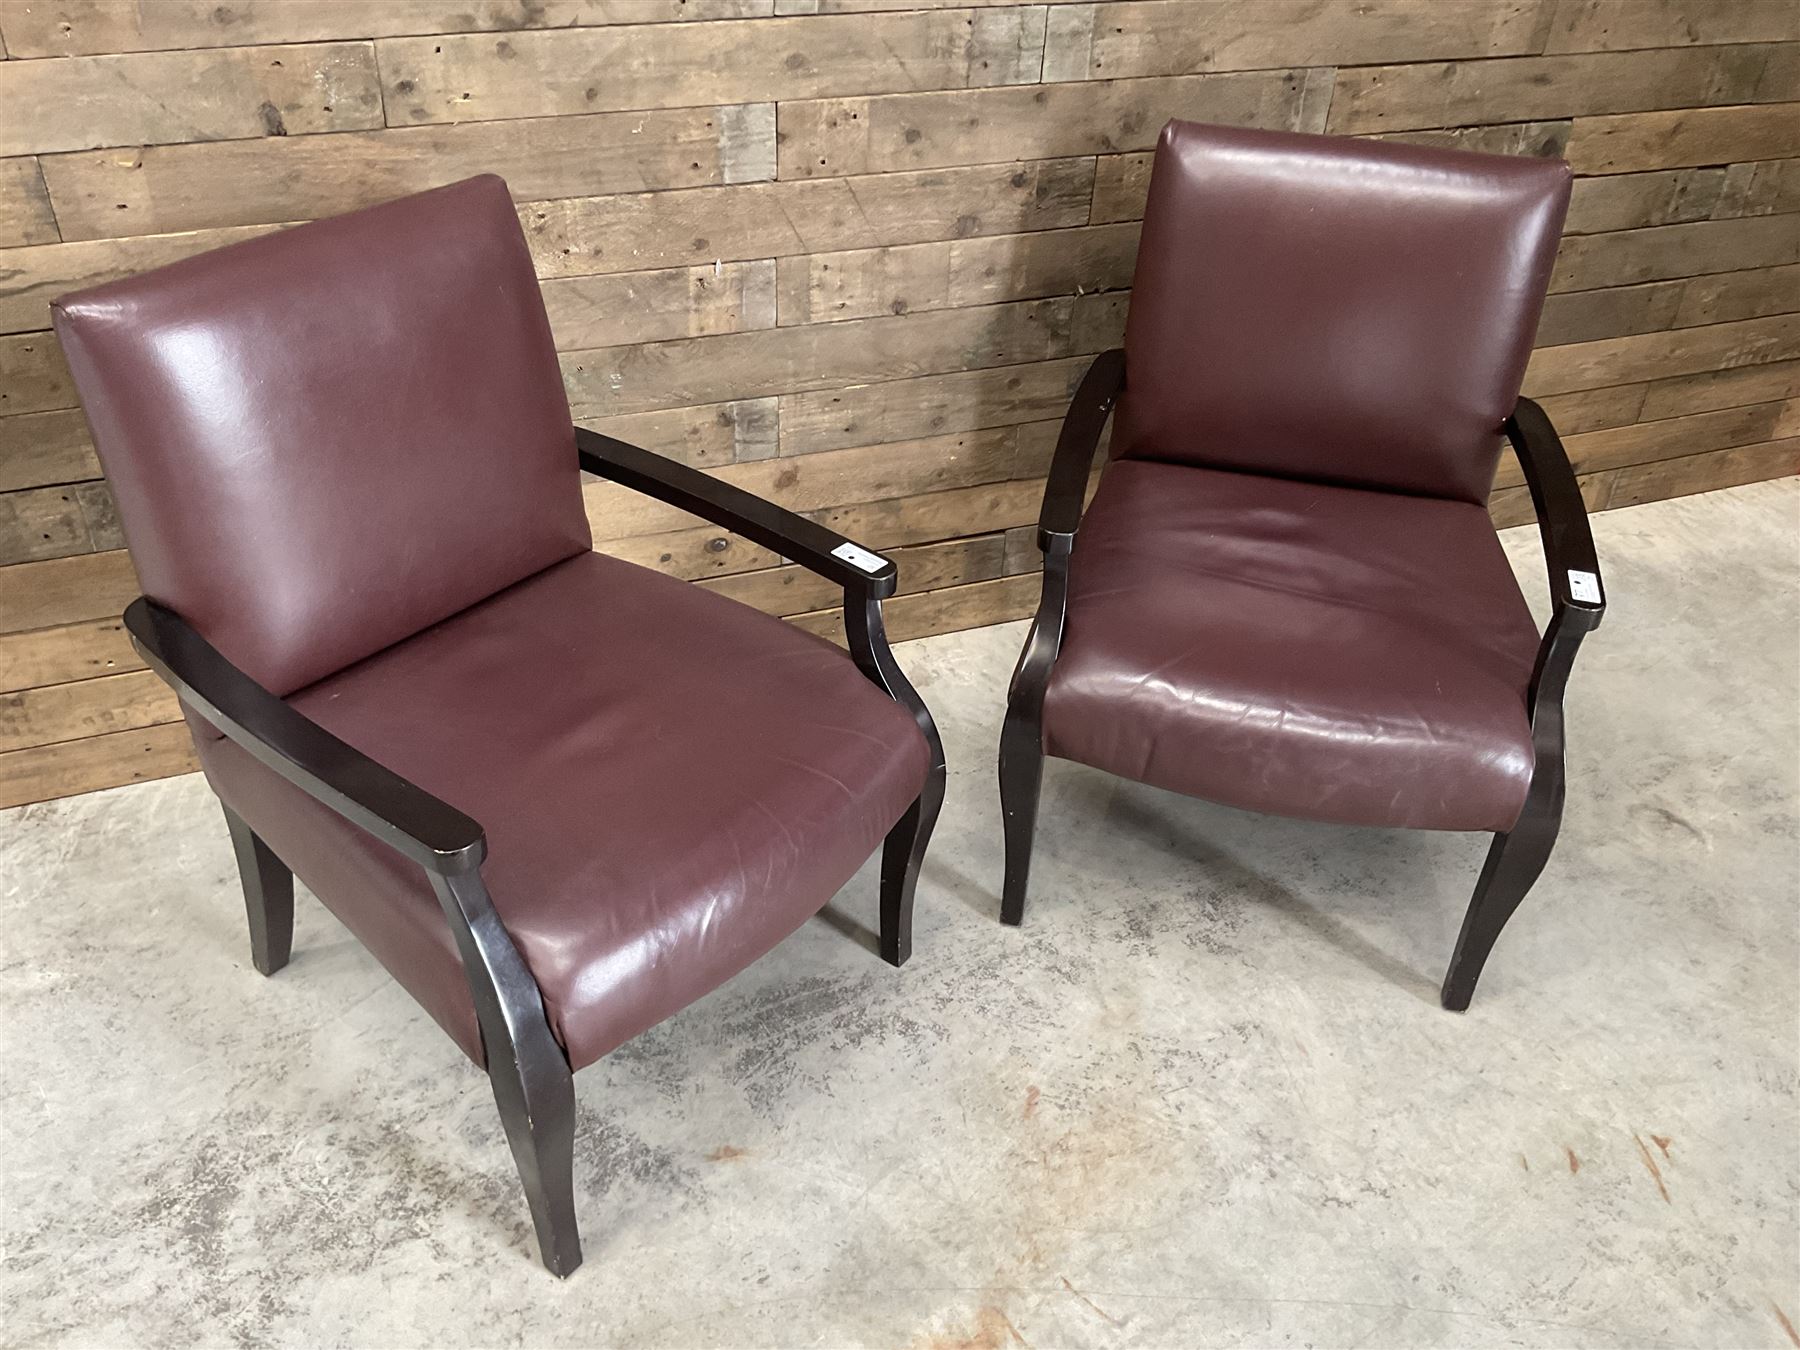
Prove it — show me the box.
[52,175,945,1276]
[1000,122,1605,1010]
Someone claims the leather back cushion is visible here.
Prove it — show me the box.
[53,175,592,696]
[1111,121,1571,503]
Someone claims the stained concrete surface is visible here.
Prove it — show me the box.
[3,479,1797,1349]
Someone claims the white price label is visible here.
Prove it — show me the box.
[831,541,889,574]
[1568,570,1601,604]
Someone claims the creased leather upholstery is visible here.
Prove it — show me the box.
[53,175,591,697]
[1041,460,1541,833]
[195,550,929,1068]
[1111,121,1571,504]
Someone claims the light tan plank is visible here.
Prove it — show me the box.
[1674,263,1800,327]
[1545,0,1799,55]
[777,70,1312,179]
[0,667,178,754]
[0,482,118,565]
[1639,357,1800,419]
[0,0,772,57]
[378,8,1046,124]
[1523,312,1800,396]
[1534,384,1650,435]
[1496,398,1797,488]
[1370,120,1571,157]
[523,157,1096,279]
[1565,102,1800,174]
[0,333,77,416]
[1550,213,1799,294]
[583,421,1055,540]
[0,548,139,633]
[1715,156,1800,217]
[0,156,56,247]
[1090,151,1153,224]
[780,357,1087,455]
[0,409,98,492]
[0,223,280,336]
[1598,437,1798,509]
[560,292,1126,415]
[0,719,196,809]
[1329,43,1788,135]
[543,261,776,352]
[1565,166,1730,235]
[39,105,775,242]
[776,223,1138,325]
[575,400,780,467]
[0,617,142,693]
[0,42,384,157]
[698,534,1006,616]
[792,571,1038,644]
[1043,0,1550,83]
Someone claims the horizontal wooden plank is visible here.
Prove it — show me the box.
[523,157,1096,278]
[0,0,771,58]
[1328,43,1789,135]
[0,223,279,336]
[1043,0,1550,83]
[1089,151,1152,224]
[1495,398,1797,488]
[1536,260,1800,346]
[544,260,776,351]
[561,292,1126,415]
[0,720,196,809]
[1565,102,1800,174]
[777,69,1317,179]
[0,618,143,693]
[0,409,98,492]
[1545,0,1799,55]
[1534,383,1651,435]
[1523,312,1800,396]
[0,667,178,754]
[604,475,1051,580]
[698,534,1006,616]
[0,548,138,634]
[0,333,77,416]
[0,156,57,248]
[378,8,1046,124]
[1716,156,1800,216]
[575,399,780,467]
[1597,436,1797,508]
[0,481,120,565]
[776,222,1138,325]
[1638,356,1800,419]
[1674,263,1800,326]
[792,571,1038,644]
[583,421,1055,540]
[1549,212,1799,292]
[0,41,384,157]
[38,104,775,241]
[1368,119,1570,158]
[1565,165,1730,235]
[779,356,1087,455]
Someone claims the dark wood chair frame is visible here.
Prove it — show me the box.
[125,425,946,1278]
[999,349,1606,1011]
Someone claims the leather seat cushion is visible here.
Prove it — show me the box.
[1041,460,1541,833]
[195,550,930,1070]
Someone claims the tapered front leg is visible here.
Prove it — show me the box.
[997,708,1044,927]
[431,870,582,1277]
[221,804,293,976]
[881,753,947,967]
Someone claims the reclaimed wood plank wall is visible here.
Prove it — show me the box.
[1,0,1796,807]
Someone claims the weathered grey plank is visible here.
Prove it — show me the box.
[1638,357,1800,419]
[39,105,775,241]
[777,70,1313,179]
[574,400,780,466]
[543,260,776,351]
[1523,312,1800,396]
[378,8,1047,124]
[0,42,384,157]
[523,157,1096,278]
[1566,166,1730,234]
[0,0,773,58]
[1545,0,1798,55]
[0,409,99,492]
[0,334,77,417]
[1549,212,1799,292]
[0,157,57,247]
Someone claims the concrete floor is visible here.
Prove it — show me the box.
[3,479,1796,1349]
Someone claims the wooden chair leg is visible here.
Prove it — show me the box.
[880,756,947,968]
[1441,775,1565,1012]
[997,708,1044,927]
[221,804,293,976]
[432,871,582,1277]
